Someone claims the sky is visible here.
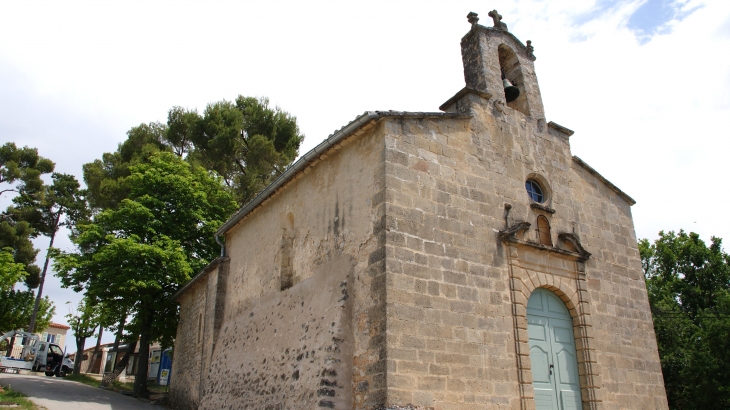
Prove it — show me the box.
[1,0,729,352]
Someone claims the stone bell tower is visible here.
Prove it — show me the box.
[459,10,545,119]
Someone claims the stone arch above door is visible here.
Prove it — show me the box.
[499,229,602,409]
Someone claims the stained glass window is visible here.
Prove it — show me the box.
[526,180,544,203]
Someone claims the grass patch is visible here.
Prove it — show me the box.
[111,380,168,394]
[0,383,41,409]
[65,373,100,388]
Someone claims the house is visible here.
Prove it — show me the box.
[6,322,69,358]
[169,10,668,410]
[69,341,162,380]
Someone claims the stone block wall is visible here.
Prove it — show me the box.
[171,73,667,410]
[201,258,353,409]
[170,266,214,410]
[381,93,667,409]
[170,121,390,409]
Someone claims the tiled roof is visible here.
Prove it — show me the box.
[48,322,70,330]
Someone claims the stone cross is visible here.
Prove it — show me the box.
[487,9,508,31]
[467,12,479,28]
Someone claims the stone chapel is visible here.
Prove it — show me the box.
[169,11,668,410]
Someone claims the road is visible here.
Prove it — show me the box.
[0,373,167,410]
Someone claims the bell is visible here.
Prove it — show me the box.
[503,78,520,103]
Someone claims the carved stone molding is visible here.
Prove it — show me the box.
[499,224,601,410]
[499,222,591,263]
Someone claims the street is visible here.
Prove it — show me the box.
[0,373,167,410]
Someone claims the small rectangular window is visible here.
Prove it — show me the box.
[197,314,202,344]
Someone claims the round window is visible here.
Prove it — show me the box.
[525,179,544,203]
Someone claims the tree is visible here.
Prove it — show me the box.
[0,247,27,291]
[65,298,100,375]
[13,173,88,332]
[189,96,304,204]
[0,142,54,199]
[165,106,198,157]
[0,289,54,334]
[83,97,303,209]
[83,124,168,212]
[640,230,730,409]
[0,219,41,288]
[55,152,237,396]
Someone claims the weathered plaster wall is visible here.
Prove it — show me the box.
[383,87,667,409]
[192,122,388,409]
[170,270,211,410]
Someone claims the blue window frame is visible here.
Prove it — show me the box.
[526,180,544,203]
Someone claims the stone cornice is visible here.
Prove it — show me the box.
[499,222,591,262]
[572,156,636,206]
[461,24,536,61]
[439,87,492,112]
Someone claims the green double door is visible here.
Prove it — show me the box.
[527,288,582,410]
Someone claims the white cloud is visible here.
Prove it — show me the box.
[1,0,729,350]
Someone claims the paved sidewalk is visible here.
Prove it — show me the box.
[0,373,166,410]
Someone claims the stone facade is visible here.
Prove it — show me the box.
[170,12,668,410]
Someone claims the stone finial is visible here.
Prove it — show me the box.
[526,40,535,59]
[467,12,479,28]
[487,9,508,31]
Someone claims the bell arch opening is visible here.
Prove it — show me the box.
[498,44,530,116]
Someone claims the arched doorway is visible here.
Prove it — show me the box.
[527,288,582,410]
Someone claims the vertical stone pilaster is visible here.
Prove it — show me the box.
[504,243,601,410]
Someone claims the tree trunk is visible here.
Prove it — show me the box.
[28,227,57,333]
[73,335,86,375]
[100,338,138,388]
[5,336,15,357]
[86,327,103,373]
[133,330,151,397]
[112,316,126,352]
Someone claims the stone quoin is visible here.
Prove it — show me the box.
[169,11,668,410]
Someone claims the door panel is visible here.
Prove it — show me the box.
[527,288,583,410]
[553,326,573,344]
[528,292,545,310]
[535,390,556,410]
[528,317,548,341]
[555,350,578,384]
[559,390,582,410]
[530,345,551,383]
[547,295,566,314]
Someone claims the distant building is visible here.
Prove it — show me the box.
[7,322,69,358]
[170,10,668,410]
[69,341,162,380]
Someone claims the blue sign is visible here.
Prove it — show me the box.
[156,349,173,386]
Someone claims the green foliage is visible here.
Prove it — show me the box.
[13,173,88,238]
[67,95,299,393]
[65,298,100,374]
[83,96,303,210]
[83,123,169,211]
[641,230,730,409]
[189,96,304,204]
[56,151,237,349]
[0,220,40,288]
[0,142,53,289]
[0,289,54,333]
[166,106,198,157]
[0,247,27,291]
[65,373,100,387]
[0,142,54,198]
[12,172,87,332]
[0,383,41,410]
